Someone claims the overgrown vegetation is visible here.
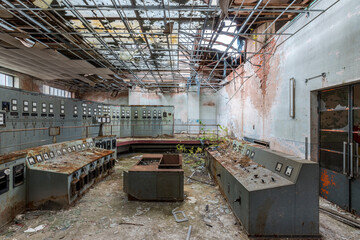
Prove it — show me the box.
[176,144,202,156]
[198,121,230,148]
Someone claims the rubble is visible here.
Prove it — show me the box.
[0,153,358,239]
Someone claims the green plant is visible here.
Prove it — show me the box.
[176,144,187,153]
[195,147,203,154]
[218,125,230,143]
[188,146,195,157]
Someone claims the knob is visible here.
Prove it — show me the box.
[234,197,241,204]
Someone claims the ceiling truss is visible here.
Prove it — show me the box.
[0,0,322,93]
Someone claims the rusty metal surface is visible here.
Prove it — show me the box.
[124,154,184,201]
[207,150,292,191]
[159,154,182,169]
[0,150,27,165]
[320,167,349,209]
[30,149,113,174]
[205,144,319,237]
[130,154,184,173]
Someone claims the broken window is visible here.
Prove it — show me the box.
[13,164,25,188]
[0,169,10,195]
[43,85,73,98]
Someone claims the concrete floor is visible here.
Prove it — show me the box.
[0,153,359,240]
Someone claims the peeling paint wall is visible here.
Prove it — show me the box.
[217,0,360,160]
[79,91,129,105]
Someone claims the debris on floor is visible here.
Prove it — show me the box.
[0,153,359,239]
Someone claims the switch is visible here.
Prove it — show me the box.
[285,166,293,176]
[275,162,283,172]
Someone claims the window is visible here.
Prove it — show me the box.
[43,85,73,98]
[0,73,19,88]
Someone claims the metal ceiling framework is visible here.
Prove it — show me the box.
[0,0,321,93]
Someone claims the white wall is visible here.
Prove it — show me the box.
[216,0,360,159]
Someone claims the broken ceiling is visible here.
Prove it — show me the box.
[0,0,317,92]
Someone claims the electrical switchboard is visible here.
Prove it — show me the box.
[0,86,175,154]
[26,138,115,208]
[206,141,319,237]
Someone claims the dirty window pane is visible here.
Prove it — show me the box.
[44,85,72,98]
[320,149,344,172]
[320,87,348,111]
[320,111,348,131]
[0,73,17,88]
[0,73,5,86]
[354,85,360,108]
[354,109,360,135]
[5,75,13,87]
[320,131,348,152]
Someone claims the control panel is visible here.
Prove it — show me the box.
[26,140,95,167]
[242,144,304,183]
[25,138,115,209]
[206,141,319,237]
[0,86,175,154]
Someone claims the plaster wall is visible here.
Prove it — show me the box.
[217,0,360,160]
[80,91,129,105]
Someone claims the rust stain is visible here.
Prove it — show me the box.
[203,101,216,107]
[320,169,336,199]
[130,154,184,172]
[32,148,114,174]
[0,195,26,228]
[255,198,274,234]
[0,150,27,165]
[79,91,128,103]
[27,195,69,210]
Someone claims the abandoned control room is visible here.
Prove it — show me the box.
[0,0,359,239]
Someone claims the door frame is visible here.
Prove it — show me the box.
[311,82,360,214]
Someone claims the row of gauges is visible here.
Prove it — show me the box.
[27,142,95,165]
[81,103,111,116]
[140,110,164,119]
[8,99,65,116]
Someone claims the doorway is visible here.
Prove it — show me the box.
[319,84,360,215]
